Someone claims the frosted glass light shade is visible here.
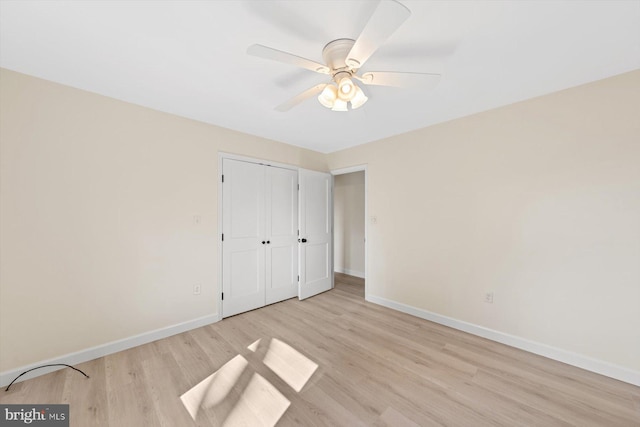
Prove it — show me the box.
[317,77,366,111]
[337,77,356,101]
[350,86,368,109]
[318,84,338,108]
[331,98,348,112]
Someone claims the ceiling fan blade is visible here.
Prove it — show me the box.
[345,0,411,69]
[247,44,329,74]
[275,83,327,112]
[356,71,441,89]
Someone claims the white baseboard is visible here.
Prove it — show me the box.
[366,294,640,387]
[334,267,365,279]
[0,314,219,387]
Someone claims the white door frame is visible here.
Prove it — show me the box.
[217,153,363,316]
[217,152,300,318]
[331,165,368,299]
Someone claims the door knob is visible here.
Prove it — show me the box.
[262,241,266,244]
[266,241,270,244]
[301,238,307,243]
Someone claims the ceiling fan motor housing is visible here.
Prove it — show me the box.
[322,38,357,76]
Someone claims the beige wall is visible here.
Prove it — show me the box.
[334,172,365,277]
[0,68,327,372]
[2,67,639,378]
[327,70,640,372]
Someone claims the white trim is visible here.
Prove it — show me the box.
[331,165,366,175]
[218,154,224,318]
[218,152,306,317]
[334,267,365,279]
[0,314,219,387]
[219,154,328,315]
[219,151,299,171]
[366,294,640,387]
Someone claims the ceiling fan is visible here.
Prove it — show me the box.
[247,0,441,112]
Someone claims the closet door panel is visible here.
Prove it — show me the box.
[265,166,299,304]
[222,159,266,318]
[299,169,333,300]
[229,250,261,297]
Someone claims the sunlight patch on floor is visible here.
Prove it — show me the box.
[222,372,290,427]
[180,337,318,425]
[262,338,318,392]
[180,354,248,420]
[247,338,261,352]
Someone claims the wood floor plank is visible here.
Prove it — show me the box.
[444,343,639,424]
[1,274,638,426]
[62,358,109,426]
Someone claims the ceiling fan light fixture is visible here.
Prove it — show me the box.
[248,0,438,113]
[331,98,348,112]
[318,84,338,108]
[350,86,368,109]
[337,77,356,101]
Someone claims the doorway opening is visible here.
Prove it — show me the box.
[332,166,367,299]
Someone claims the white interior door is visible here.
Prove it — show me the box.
[222,159,265,317]
[299,169,333,300]
[265,166,299,304]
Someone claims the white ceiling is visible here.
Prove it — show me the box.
[1,1,639,153]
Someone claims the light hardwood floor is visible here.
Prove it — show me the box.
[2,274,639,426]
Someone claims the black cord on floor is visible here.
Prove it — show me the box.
[5,363,89,391]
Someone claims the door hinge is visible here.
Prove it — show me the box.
[297,275,299,282]
[222,292,224,300]
[221,233,224,241]
[297,184,300,190]
[221,174,224,183]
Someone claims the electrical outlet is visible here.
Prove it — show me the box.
[484,291,494,303]
[193,285,201,295]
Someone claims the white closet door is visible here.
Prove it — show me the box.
[299,169,333,300]
[265,167,299,304]
[222,159,265,318]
